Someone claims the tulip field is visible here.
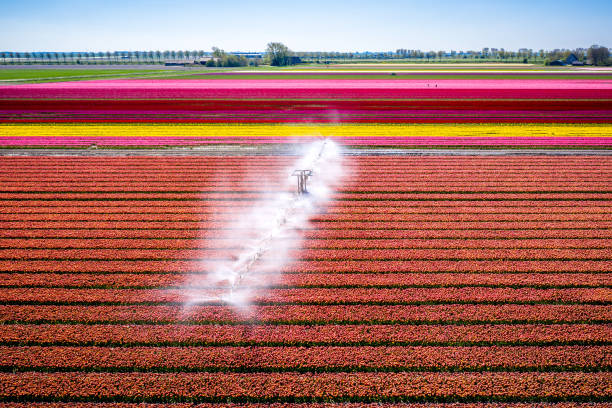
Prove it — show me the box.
[0,67,611,405]
[0,72,612,147]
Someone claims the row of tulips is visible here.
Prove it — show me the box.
[2,260,611,273]
[1,304,607,323]
[5,113,610,124]
[2,260,610,273]
[2,221,611,230]
[0,238,610,250]
[1,287,608,304]
[4,98,609,111]
[0,371,609,399]
[2,403,607,407]
[0,248,610,260]
[3,229,611,240]
[3,185,612,193]
[2,213,610,222]
[1,345,608,371]
[3,136,612,145]
[3,192,611,200]
[2,273,608,289]
[1,323,608,346]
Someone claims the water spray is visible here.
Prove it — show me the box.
[226,140,330,300]
[183,138,342,312]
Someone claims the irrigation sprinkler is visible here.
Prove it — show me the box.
[292,169,313,195]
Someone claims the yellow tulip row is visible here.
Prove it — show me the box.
[1,123,611,138]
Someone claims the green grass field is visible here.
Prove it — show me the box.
[0,68,195,83]
[0,64,607,83]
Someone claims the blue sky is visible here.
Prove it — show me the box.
[1,0,611,52]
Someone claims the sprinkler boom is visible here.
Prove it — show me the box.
[292,169,313,195]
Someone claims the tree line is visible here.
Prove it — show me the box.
[1,44,609,66]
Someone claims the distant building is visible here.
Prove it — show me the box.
[549,60,565,66]
[231,52,263,59]
[565,53,579,65]
[164,61,189,66]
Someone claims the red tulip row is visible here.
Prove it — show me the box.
[4,161,607,168]
[4,98,608,113]
[6,169,609,178]
[4,199,610,208]
[1,345,608,370]
[4,172,610,179]
[1,229,610,240]
[3,192,612,201]
[6,172,611,180]
[2,287,607,304]
[2,203,611,214]
[5,175,609,184]
[3,185,612,193]
[3,162,608,171]
[1,323,607,346]
[2,260,610,273]
[3,164,607,172]
[1,304,606,324]
[0,238,609,250]
[0,372,608,399]
[1,248,609,261]
[2,272,607,289]
[2,220,611,231]
[3,212,611,222]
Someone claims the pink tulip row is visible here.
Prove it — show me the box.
[2,156,608,164]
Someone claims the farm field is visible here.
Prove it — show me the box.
[0,66,610,405]
[0,70,611,148]
[0,155,610,405]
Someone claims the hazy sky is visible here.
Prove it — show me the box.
[1,0,611,52]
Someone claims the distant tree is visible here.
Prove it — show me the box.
[265,42,294,66]
[210,47,248,67]
[212,47,224,59]
[588,45,610,66]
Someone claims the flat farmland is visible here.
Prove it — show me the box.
[0,64,611,405]
[0,154,610,405]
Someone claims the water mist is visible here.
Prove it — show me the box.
[181,138,343,314]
